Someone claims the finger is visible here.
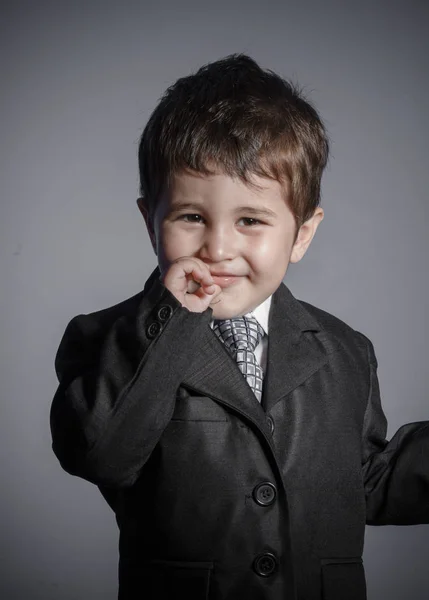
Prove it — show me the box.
[173,257,210,277]
[191,267,214,287]
[167,261,208,291]
[182,258,213,280]
[186,277,216,296]
[203,283,216,294]
[185,265,213,288]
[208,284,223,304]
[193,281,220,300]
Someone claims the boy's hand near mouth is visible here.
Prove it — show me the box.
[162,257,223,313]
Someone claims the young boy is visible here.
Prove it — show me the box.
[50,54,429,600]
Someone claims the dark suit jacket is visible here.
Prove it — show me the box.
[50,267,429,600]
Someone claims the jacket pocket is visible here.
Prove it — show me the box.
[321,557,366,600]
[144,560,214,600]
[172,393,228,422]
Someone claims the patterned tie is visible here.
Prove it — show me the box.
[213,315,265,402]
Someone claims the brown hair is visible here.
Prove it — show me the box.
[138,53,329,237]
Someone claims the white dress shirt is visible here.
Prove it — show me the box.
[210,295,272,373]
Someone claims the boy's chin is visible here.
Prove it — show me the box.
[209,300,256,320]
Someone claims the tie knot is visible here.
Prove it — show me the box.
[213,315,264,354]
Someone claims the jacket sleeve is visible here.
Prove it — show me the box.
[359,333,429,525]
[50,272,212,489]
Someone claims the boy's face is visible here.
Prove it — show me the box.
[138,170,323,319]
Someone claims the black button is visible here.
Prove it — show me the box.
[266,415,275,435]
[146,321,161,339]
[253,482,277,506]
[157,305,173,322]
[253,553,278,577]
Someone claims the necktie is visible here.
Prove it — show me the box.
[213,315,265,402]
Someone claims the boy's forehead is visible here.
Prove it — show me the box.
[168,168,288,203]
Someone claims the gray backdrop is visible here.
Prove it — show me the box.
[1,0,428,598]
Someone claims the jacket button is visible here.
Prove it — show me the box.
[253,482,277,506]
[266,415,275,435]
[146,321,161,339]
[253,553,278,577]
[157,305,173,322]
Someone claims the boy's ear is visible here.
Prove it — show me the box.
[137,196,157,254]
[290,207,324,263]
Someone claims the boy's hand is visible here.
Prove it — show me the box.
[162,257,222,313]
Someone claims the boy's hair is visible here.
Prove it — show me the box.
[138,53,329,236]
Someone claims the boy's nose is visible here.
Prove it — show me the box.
[199,227,237,262]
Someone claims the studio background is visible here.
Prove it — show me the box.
[1,0,428,598]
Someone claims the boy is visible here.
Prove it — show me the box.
[50,54,429,600]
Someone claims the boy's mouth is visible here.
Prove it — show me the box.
[211,274,242,288]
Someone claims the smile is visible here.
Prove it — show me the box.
[211,275,242,288]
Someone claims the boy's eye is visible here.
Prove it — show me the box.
[180,214,204,223]
[238,217,262,226]
[176,215,263,226]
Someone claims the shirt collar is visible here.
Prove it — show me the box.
[210,294,272,336]
[247,295,271,336]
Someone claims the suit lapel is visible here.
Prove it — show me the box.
[181,281,328,434]
[181,322,272,438]
[262,282,328,413]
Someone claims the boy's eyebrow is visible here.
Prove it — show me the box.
[235,206,278,218]
[168,202,205,214]
[169,201,278,219]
